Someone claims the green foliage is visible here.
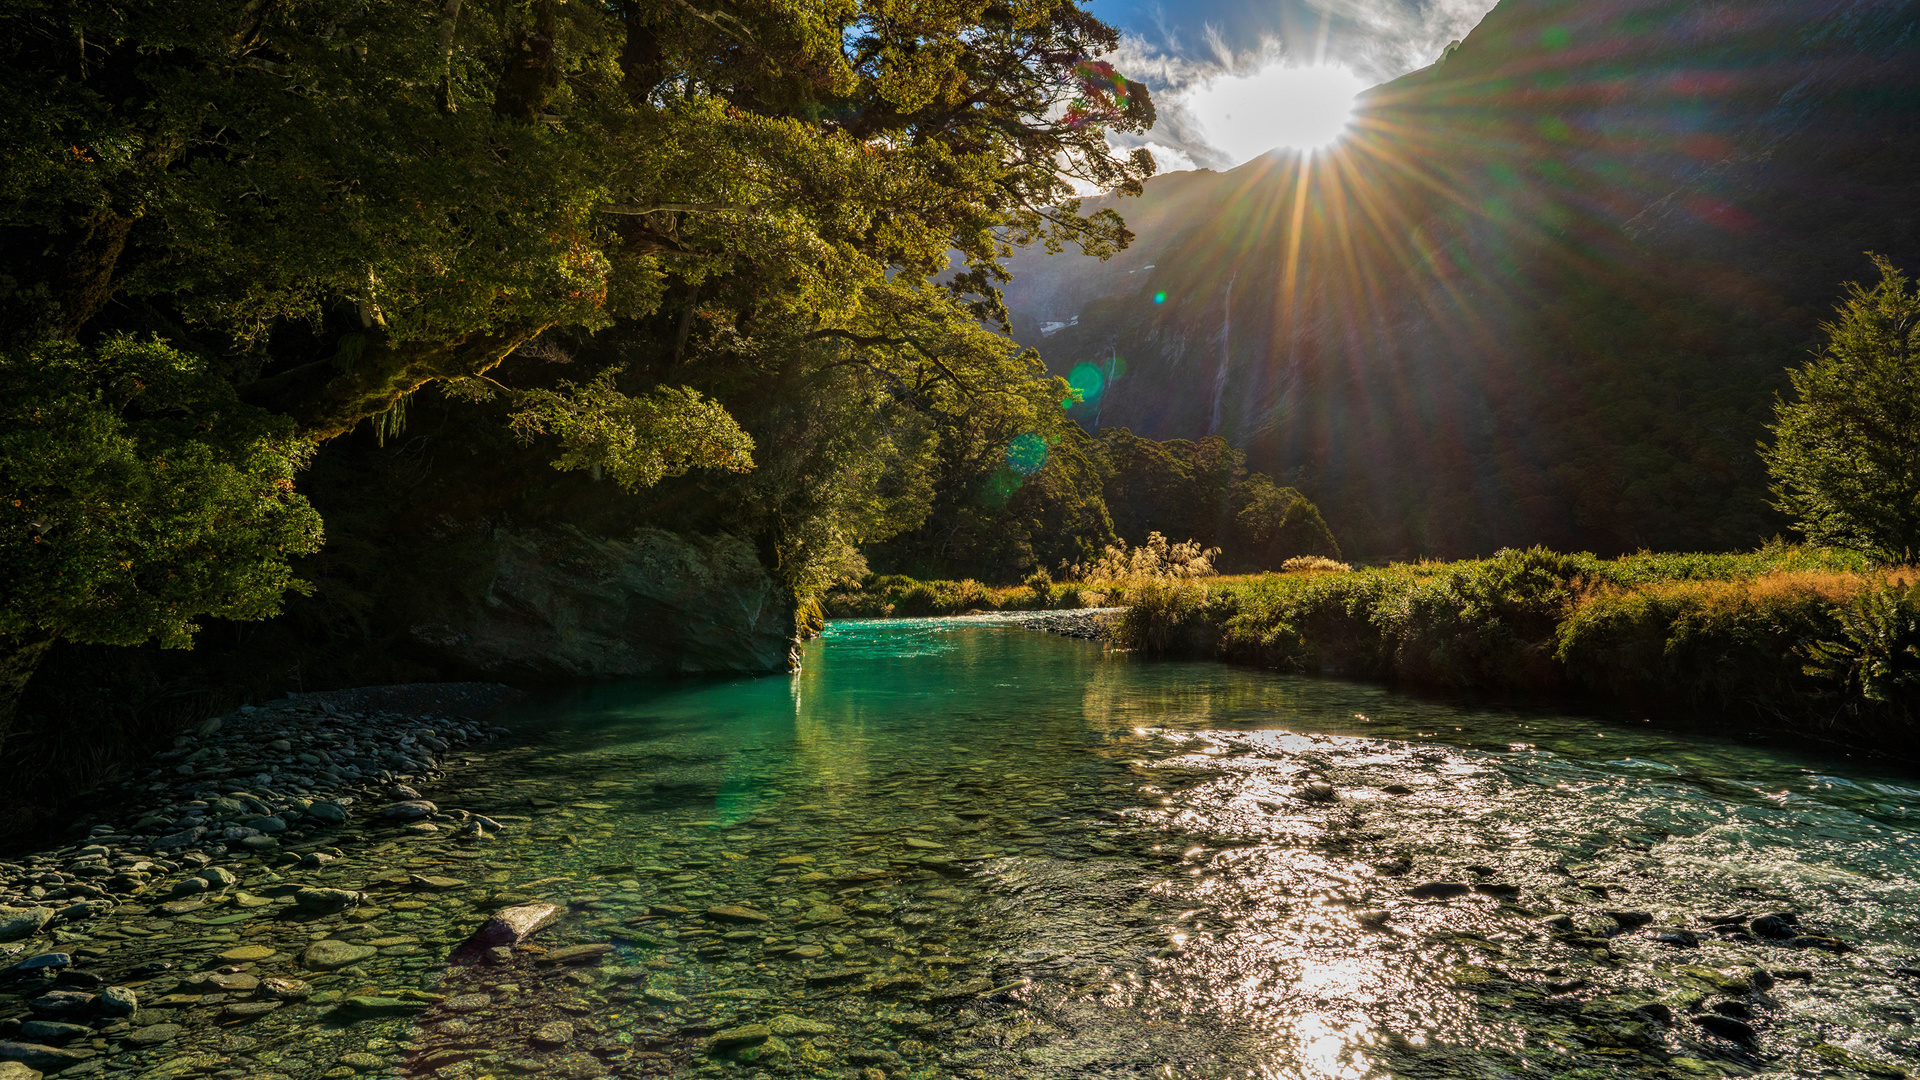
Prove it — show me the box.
[1201,544,1908,733]
[1803,580,1920,709]
[1236,476,1342,567]
[1764,256,1920,562]
[0,337,324,651]
[870,425,1340,581]
[1114,577,1217,654]
[2,0,1155,438]
[507,377,754,492]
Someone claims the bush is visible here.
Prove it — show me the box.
[1196,545,1912,736]
[1282,556,1352,573]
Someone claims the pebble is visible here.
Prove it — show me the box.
[218,945,274,962]
[530,1020,574,1048]
[704,904,772,924]
[15,1022,88,1044]
[123,1023,183,1047]
[0,1042,91,1070]
[9,954,66,971]
[301,941,377,970]
[0,910,53,944]
[709,1023,771,1050]
[97,987,137,1015]
[0,1061,42,1080]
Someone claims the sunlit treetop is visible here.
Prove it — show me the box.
[0,0,1156,439]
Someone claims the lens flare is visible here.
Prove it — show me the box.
[1006,431,1049,476]
[1068,361,1107,402]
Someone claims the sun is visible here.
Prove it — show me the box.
[1188,62,1369,162]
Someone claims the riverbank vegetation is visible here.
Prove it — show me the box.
[1112,545,1920,737]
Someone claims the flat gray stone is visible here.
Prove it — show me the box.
[15,1023,87,1044]
[0,909,53,943]
[452,902,563,963]
[379,800,437,821]
[301,940,377,970]
[11,954,67,971]
[27,992,92,1015]
[709,1023,770,1050]
[704,904,771,924]
[294,887,356,912]
[122,1024,182,1047]
[0,1041,92,1070]
[537,944,613,966]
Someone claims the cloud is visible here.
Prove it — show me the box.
[1096,0,1497,172]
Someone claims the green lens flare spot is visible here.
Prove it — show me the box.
[1153,291,1167,304]
[1005,432,1049,476]
[1067,362,1106,403]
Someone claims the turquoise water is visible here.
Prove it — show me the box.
[458,615,1920,1079]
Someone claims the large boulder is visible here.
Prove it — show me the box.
[410,526,795,679]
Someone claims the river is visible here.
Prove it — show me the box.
[8,614,1919,1079]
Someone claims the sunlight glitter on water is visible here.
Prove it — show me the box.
[429,616,1920,1079]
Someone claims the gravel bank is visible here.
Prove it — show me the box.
[0,683,520,1077]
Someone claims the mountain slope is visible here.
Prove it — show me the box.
[1006,0,1920,559]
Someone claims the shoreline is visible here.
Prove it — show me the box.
[1,682,519,932]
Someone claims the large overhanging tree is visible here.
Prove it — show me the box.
[0,0,1155,721]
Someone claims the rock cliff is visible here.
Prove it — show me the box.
[409,525,795,679]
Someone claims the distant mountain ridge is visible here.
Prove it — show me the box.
[1005,0,1920,559]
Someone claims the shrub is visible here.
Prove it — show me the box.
[1281,556,1352,573]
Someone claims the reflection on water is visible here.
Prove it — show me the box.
[457,614,1920,1079]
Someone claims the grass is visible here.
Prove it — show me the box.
[1145,545,1916,738]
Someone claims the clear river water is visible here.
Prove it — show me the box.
[427,614,1920,1080]
[28,614,1920,1080]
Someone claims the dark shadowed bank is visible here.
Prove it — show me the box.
[1112,547,1920,749]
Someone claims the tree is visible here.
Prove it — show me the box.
[1231,477,1342,570]
[2,0,1154,439]
[0,0,1158,694]
[0,337,324,742]
[1764,256,1920,562]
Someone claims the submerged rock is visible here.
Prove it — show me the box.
[0,1042,91,1070]
[301,940,377,970]
[451,902,564,964]
[1695,1014,1758,1045]
[530,1021,574,1049]
[1404,882,1471,900]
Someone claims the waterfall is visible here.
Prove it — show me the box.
[1208,273,1236,433]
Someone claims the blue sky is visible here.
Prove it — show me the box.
[1088,0,1499,169]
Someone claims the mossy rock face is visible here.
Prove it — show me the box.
[408,526,795,679]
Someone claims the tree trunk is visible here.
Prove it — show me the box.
[0,633,55,761]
